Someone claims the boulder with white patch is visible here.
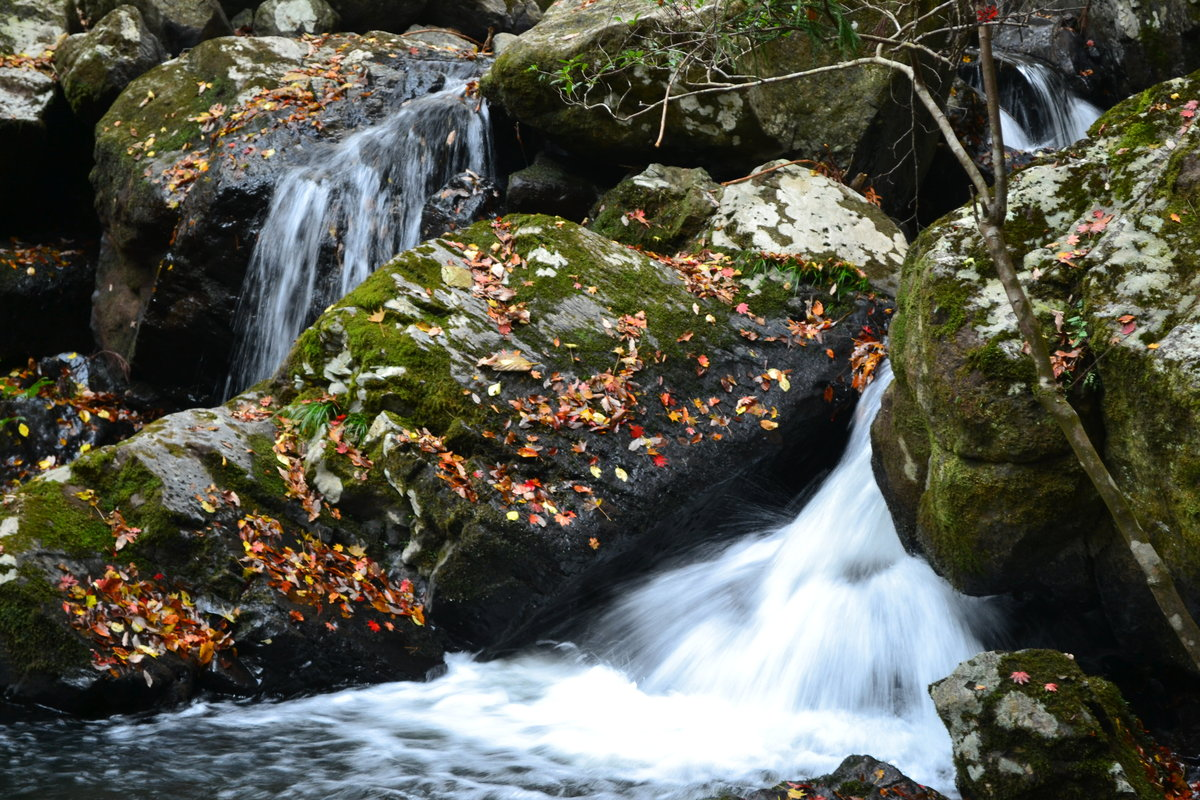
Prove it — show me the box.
[872,68,1200,672]
[931,650,1181,800]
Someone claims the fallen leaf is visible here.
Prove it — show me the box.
[614,466,628,482]
[477,350,535,372]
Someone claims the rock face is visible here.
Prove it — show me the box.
[325,0,425,33]
[0,240,94,363]
[931,650,1187,800]
[589,161,908,295]
[872,69,1200,670]
[253,0,340,36]
[73,0,232,55]
[55,5,168,122]
[0,0,84,235]
[0,215,893,713]
[88,33,490,404]
[483,0,949,203]
[424,0,542,42]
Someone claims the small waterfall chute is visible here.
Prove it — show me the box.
[966,50,1103,151]
[225,70,493,397]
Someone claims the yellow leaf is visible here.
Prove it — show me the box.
[80,443,91,453]
[367,308,386,323]
[1171,213,1182,222]
[79,409,91,423]
[760,419,779,430]
[262,148,275,159]
[590,465,602,479]
[787,789,806,799]
[487,382,502,396]
[37,456,54,469]
[200,500,216,513]
[1147,342,1161,349]
[506,510,520,521]
[477,350,535,372]
[614,466,628,482]
[779,374,791,392]
[17,422,29,437]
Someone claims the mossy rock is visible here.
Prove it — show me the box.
[588,163,722,252]
[55,5,167,123]
[271,214,887,646]
[0,212,886,715]
[874,68,1200,671]
[931,650,1182,800]
[482,0,941,179]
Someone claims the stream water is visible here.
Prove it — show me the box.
[225,65,494,397]
[970,52,1103,151]
[0,368,1001,799]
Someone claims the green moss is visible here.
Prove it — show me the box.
[0,564,89,677]
[836,780,873,796]
[964,334,1035,384]
[9,479,111,556]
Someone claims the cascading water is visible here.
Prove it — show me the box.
[224,67,493,397]
[968,51,1103,151]
[1,366,1000,799]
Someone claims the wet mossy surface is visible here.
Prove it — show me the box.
[872,69,1200,690]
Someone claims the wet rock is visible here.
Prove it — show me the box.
[588,163,719,252]
[0,215,892,714]
[55,5,167,123]
[872,68,1200,673]
[733,754,947,800]
[254,0,340,36]
[0,240,94,363]
[0,352,153,490]
[506,152,600,222]
[931,650,1188,799]
[420,169,500,240]
[423,0,542,42]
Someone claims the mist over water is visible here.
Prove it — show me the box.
[1,367,1001,800]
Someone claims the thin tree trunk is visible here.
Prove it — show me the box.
[972,24,1200,671]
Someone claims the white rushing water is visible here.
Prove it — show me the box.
[225,73,493,397]
[1,367,999,799]
[970,52,1103,152]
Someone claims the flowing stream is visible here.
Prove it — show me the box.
[225,66,493,397]
[1,367,1000,799]
[969,51,1103,151]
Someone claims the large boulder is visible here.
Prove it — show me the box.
[483,0,952,210]
[55,5,168,123]
[931,650,1189,799]
[0,215,893,714]
[589,161,908,295]
[88,32,490,404]
[872,70,1200,671]
[73,0,232,55]
[253,0,340,36]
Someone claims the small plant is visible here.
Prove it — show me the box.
[279,394,340,439]
[342,411,370,444]
[736,251,871,298]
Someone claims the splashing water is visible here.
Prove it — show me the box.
[225,72,493,397]
[1,366,999,799]
[969,52,1103,151]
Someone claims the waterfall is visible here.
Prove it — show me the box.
[968,52,1102,151]
[224,71,493,397]
[1,366,1000,799]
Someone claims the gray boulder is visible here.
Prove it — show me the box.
[254,0,340,36]
[872,68,1200,672]
[55,5,167,122]
[73,0,232,54]
[507,151,601,222]
[931,650,1183,800]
